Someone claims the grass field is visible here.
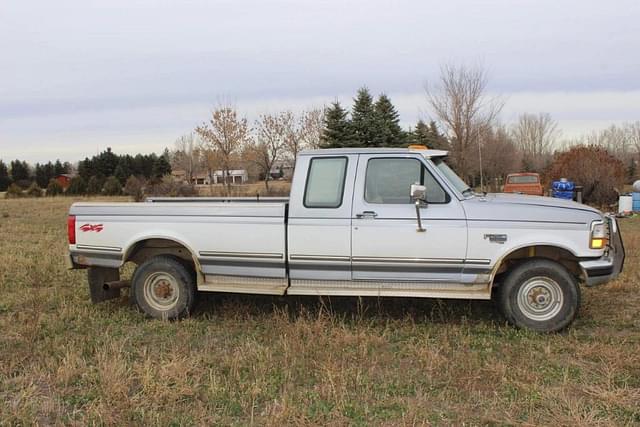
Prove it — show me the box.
[1,197,639,425]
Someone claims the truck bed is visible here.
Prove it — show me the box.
[69,201,288,285]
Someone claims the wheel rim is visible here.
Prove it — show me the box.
[516,276,564,321]
[143,272,180,311]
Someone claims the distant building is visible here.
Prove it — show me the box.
[171,169,248,185]
[270,160,294,179]
[211,169,248,184]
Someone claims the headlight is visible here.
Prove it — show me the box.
[590,220,609,249]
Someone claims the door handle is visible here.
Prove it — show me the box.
[356,211,378,219]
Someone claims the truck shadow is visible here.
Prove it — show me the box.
[193,292,503,326]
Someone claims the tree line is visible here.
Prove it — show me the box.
[3,62,639,203]
[0,148,172,197]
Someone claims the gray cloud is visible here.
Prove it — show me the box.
[1,0,639,162]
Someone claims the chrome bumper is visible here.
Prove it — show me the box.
[579,215,625,286]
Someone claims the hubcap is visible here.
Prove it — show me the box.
[517,276,564,321]
[143,272,180,311]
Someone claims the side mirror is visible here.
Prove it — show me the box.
[410,184,427,232]
[410,184,427,202]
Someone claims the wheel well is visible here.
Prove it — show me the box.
[125,238,197,270]
[493,245,583,284]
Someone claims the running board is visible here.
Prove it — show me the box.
[287,280,492,300]
[200,275,287,295]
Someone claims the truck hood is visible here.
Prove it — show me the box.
[462,193,602,223]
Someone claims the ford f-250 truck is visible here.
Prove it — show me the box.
[67,147,625,332]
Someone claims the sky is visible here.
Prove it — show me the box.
[1,0,639,164]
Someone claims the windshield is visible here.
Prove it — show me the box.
[431,157,473,196]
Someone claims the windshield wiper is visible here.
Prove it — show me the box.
[462,188,474,196]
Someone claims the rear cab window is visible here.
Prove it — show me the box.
[507,175,540,184]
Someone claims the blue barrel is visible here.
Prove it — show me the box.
[632,192,640,211]
[552,180,575,200]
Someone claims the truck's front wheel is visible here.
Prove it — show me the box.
[498,259,580,333]
[132,256,196,320]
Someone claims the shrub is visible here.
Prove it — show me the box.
[86,175,105,195]
[66,176,87,195]
[46,179,63,196]
[25,182,43,197]
[124,175,145,202]
[546,145,624,205]
[102,176,122,196]
[145,176,197,198]
[5,183,24,198]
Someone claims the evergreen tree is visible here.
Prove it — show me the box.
[408,120,449,150]
[373,94,406,147]
[0,160,10,191]
[35,163,47,187]
[66,176,87,195]
[350,87,377,147]
[34,162,57,188]
[94,147,119,177]
[9,160,30,186]
[152,155,171,178]
[114,164,127,185]
[54,159,66,175]
[78,158,93,181]
[320,101,352,148]
[116,155,134,183]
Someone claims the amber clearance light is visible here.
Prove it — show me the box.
[590,221,608,249]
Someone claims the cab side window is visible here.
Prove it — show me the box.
[304,157,348,208]
[364,158,448,204]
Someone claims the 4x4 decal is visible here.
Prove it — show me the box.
[79,223,104,232]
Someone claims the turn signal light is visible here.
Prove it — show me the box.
[590,238,608,249]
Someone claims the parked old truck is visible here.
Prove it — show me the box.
[503,172,544,196]
[67,147,625,332]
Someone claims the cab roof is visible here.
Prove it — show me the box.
[299,147,449,158]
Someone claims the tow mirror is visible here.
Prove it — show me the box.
[410,184,427,232]
[410,184,427,202]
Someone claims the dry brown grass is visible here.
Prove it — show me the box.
[1,197,639,425]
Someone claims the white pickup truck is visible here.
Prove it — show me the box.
[67,147,625,332]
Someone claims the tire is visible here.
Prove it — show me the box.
[131,256,196,320]
[497,259,580,333]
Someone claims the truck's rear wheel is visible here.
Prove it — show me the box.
[132,256,196,319]
[498,259,580,333]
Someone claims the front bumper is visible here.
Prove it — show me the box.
[579,215,625,286]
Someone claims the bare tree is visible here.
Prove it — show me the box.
[246,112,291,192]
[296,108,325,151]
[511,112,560,171]
[195,106,249,194]
[172,133,201,184]
[627,121,640,155]
[480,125,522,191]
[426,63,503,180]
[279,108,326,176]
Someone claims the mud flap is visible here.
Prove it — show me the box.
[87,267,121,303]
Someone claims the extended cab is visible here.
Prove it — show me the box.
[68,148,625,332]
